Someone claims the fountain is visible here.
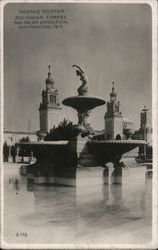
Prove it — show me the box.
[19,65,145,186]
[63,65,105,131]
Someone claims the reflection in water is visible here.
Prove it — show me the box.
[15,179,19,194]
[8,178,20,194]
[27,179,34,192]
[103,166,109,185]
[145,163,153,179]
[111,167,122,185]
[4,162,152,244]
[110,183,123,207]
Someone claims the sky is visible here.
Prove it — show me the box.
[4,3,152,132]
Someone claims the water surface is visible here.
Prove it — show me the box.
[3,161,152,245]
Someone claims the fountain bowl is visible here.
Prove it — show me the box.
[62,96,105,111]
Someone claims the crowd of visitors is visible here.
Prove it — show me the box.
[3,136,30,163]
[3,143,18,163]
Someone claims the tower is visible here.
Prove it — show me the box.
[140,105,149,132]
[140,105,152,144]
[39,66,61,137]
[104,82,123,139]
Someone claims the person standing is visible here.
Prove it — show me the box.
[11,145,17,163]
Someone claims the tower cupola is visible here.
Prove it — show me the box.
[45,65,54,90]
[110,81,117,102]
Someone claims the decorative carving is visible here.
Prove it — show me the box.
[72,65,88,96]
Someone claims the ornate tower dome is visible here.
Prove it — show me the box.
[110,81,117,102]
[45,65,54,90]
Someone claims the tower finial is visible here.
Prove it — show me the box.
[110,81,117,101]
[45,65,54,89]
[142,105,148,112]
[112,81,115,93]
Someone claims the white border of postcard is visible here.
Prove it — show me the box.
[0,0,157,249]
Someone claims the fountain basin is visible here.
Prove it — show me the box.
[62,96,105,111]
[87,140,146,165]
[19,139,146,167]
[18,138,146,186]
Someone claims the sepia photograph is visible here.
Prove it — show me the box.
[1,0,158,249]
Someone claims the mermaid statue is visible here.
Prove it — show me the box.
[72,65,88,96]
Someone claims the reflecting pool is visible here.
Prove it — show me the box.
[3,161,152,245]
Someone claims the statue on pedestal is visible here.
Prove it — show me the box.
[72,65,88,96]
